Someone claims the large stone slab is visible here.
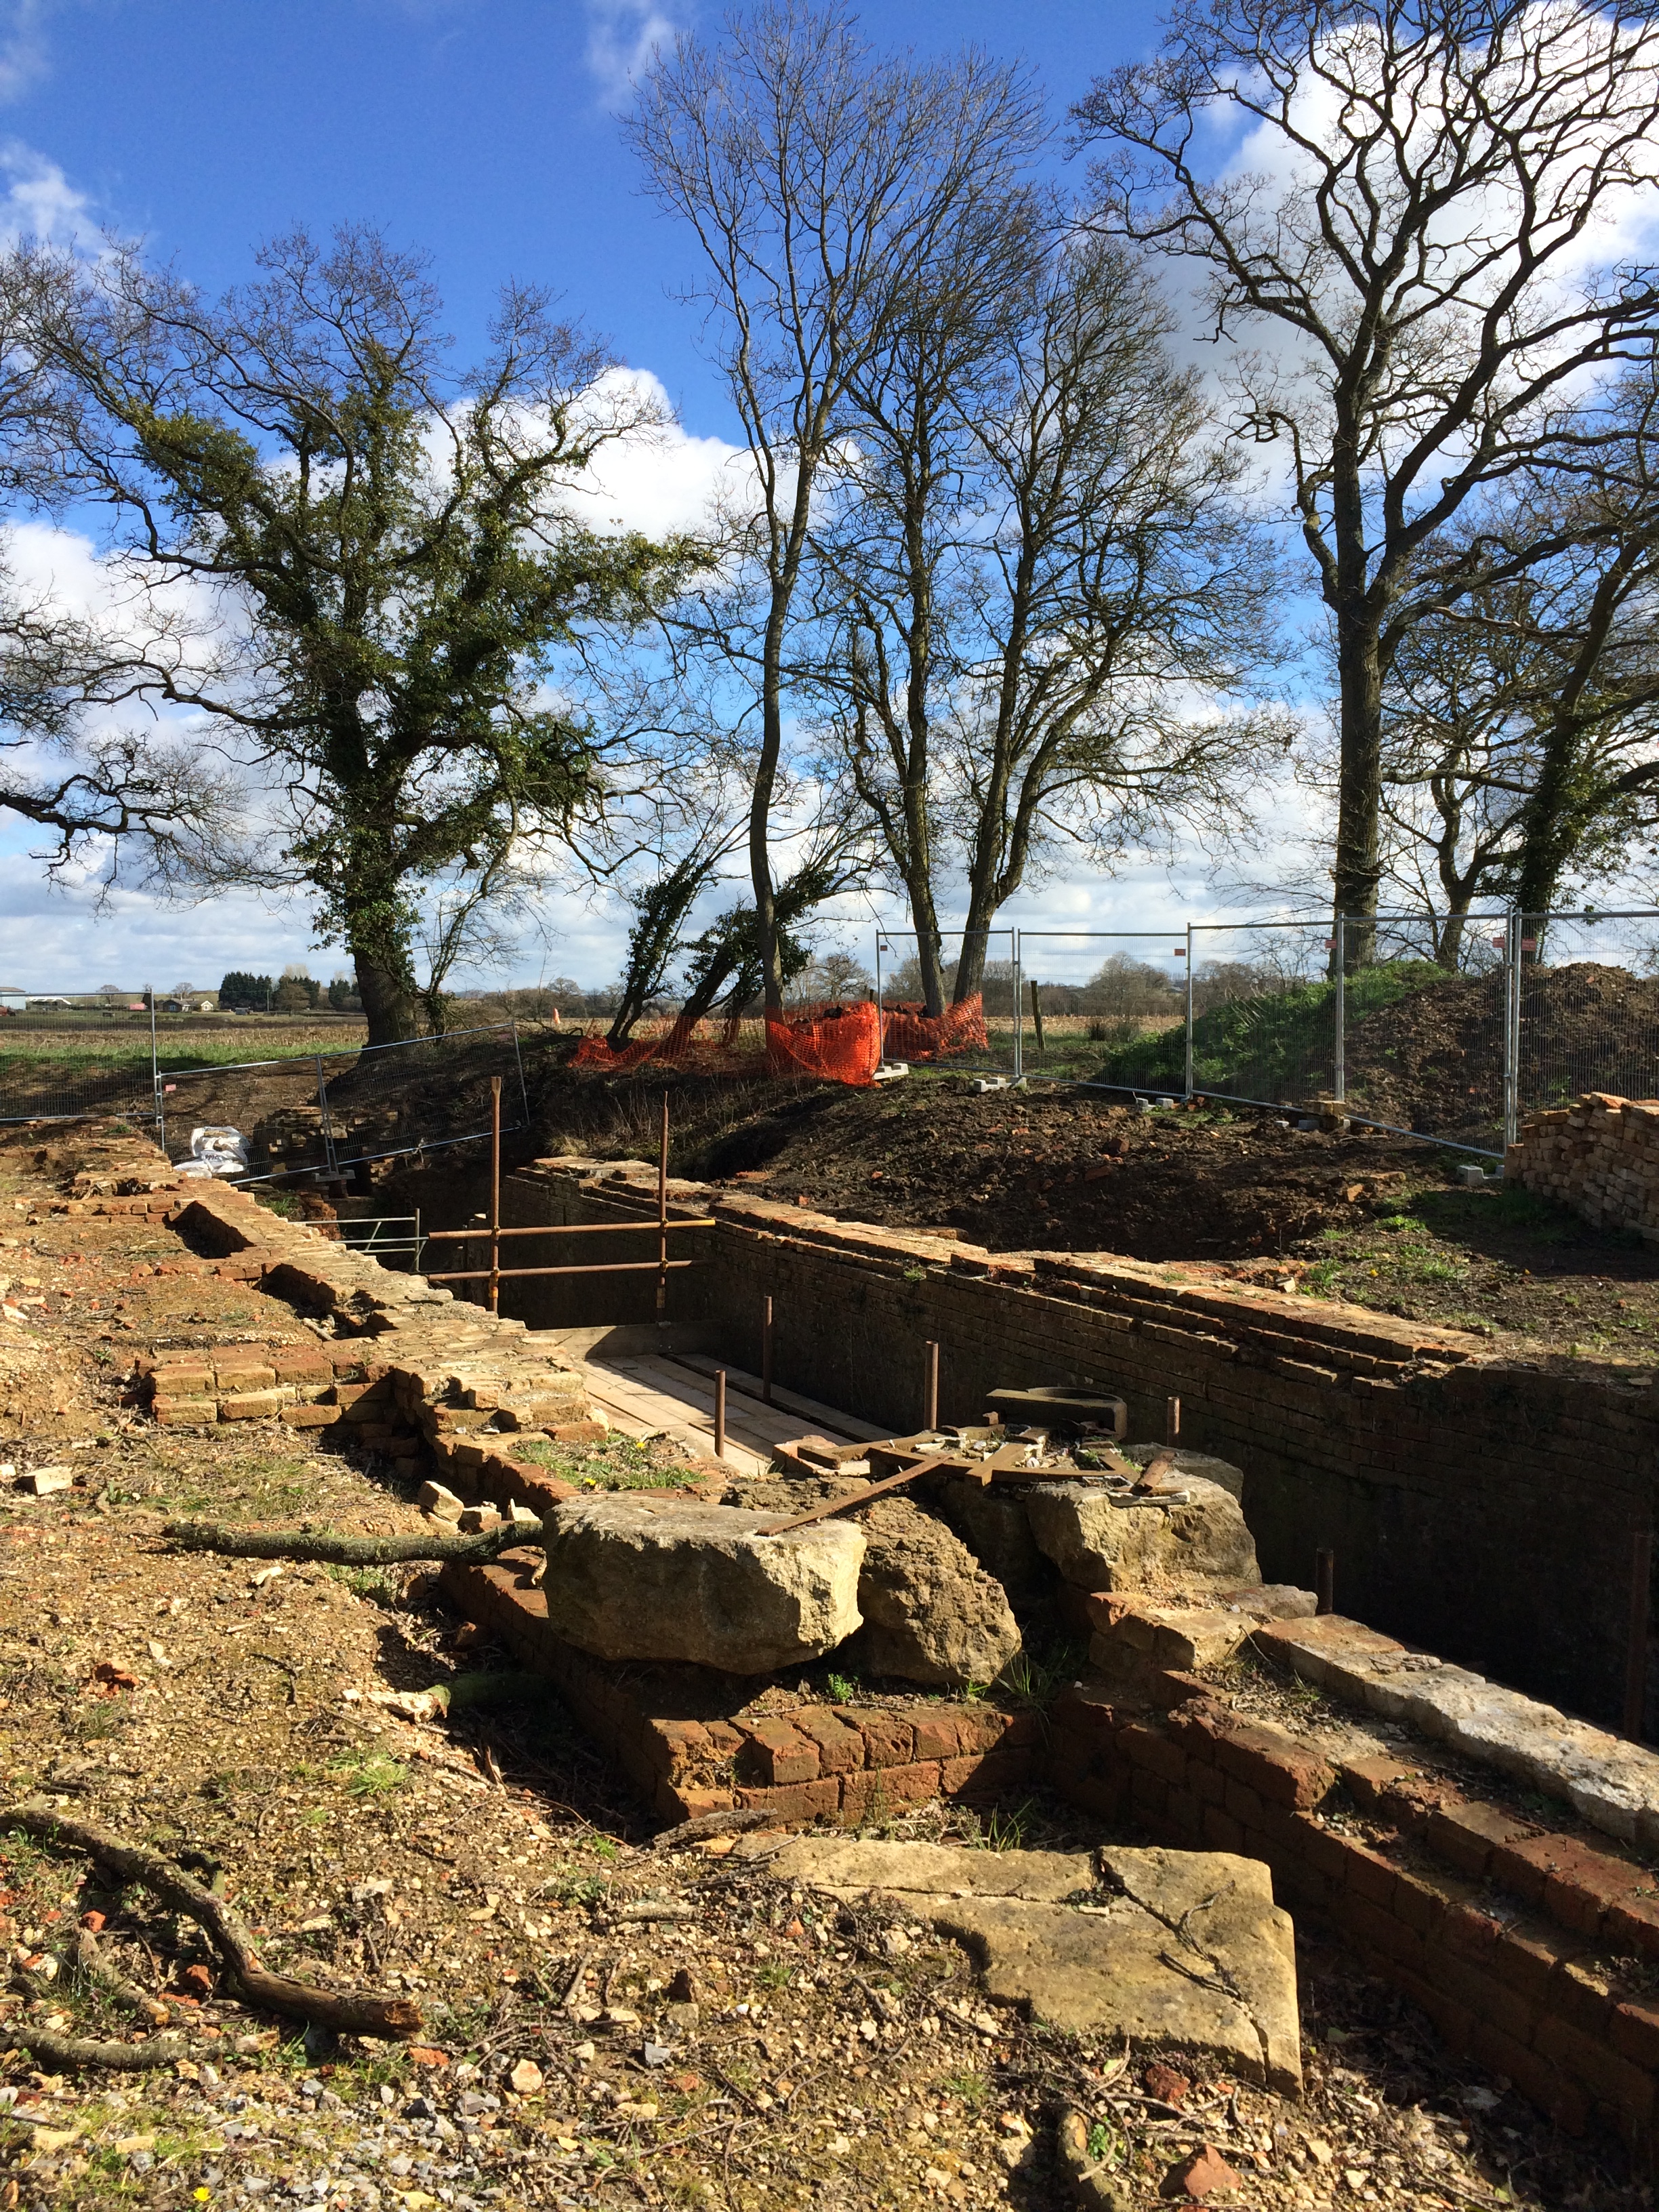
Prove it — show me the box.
[1023,1475,1259,1593]
[542,1496,864,1673]
[1258,1614,1659,1849]
[929,1480,1055,1616]
[715,1480,1022,1688]
[747,1836,1300,2092]
[849,1497,1022,1688]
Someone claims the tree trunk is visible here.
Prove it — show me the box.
[354,954,419,1047]
[1512,720,1586,922]
[1331,598,1385,970]
[951,925,991,1004]
[904,863,947,1018]
[1435,909,1470,968]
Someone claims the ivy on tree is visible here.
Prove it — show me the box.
[19,226,704,1044]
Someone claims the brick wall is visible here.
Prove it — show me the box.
[442,1552,1041,1828]
[1508,1092,1659,1240]
[501,1162,1659,1727]
[1050,1664,1659,2164]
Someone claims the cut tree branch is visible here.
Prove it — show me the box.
[163,1518,542,1566]
[0,1799,422,2041]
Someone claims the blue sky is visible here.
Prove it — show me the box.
[0,0,1271,994]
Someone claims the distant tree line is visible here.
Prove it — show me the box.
[218,966,359,1012]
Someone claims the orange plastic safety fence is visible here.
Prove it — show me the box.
[571,1000,881,1086]
[878,994,989,1061]
[764,1000,880,1085]
[571,1015,701,1073]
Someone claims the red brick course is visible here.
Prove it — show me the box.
[1047,1688,1659,2164]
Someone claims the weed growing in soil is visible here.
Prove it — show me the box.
[508,1434,701,1492]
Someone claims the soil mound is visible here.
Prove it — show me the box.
[1344,962,1659,1141]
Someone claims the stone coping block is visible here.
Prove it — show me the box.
[543,1494,865,1673]
[1256,1615,1659,1850]
[1025,1475,1260,1593]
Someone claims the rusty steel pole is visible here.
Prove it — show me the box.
[656,1090,670,1319]
[924,1340,940,1431]
[487,1076,502,1314]
[714,1369,727,1461]
[762,1293,774,1404]
[1625,1523,1653,1740]
[1315,1549,1335,1617]
[1166,1395,1181,1446]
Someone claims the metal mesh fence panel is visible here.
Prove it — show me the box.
[1517,912,1659,1124]
[1338,914,1509,1151]
[872,930,1020,1074]
[157,1024,529,1184]
[0,992,160,1127]
[1015,931,1190,1088]
[1182,921,1339,1111]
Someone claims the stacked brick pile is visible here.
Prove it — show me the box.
[1507,1091,1659,1237]
[138,1340,375,1430]
[52,1134,602,1484]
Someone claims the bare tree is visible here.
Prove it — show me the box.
[819,233,1280,1008]
[804,153,1047,1016]
[1374,368,1659,945]
[1075,0,1659,960]
[625,1,1044,1013]
[0,553,243,891]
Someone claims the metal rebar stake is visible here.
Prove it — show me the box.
[924,1340,939,1431]
[762,1293,774,1404]
[1183,925,1195,1100]
[714,1369,726,1462]
[656,1090,669,1319]
[1166,1395,1181,1446]
[1315,1549,1335,1616]
[488,1076,502,1314]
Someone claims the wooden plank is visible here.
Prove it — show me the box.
[579,1359,772,1476]
[668,1353,890,1441]
[605,1356,832,1451]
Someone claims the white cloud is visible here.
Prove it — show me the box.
[0,1,52,106]
[584,0,681,105]
[0,137,94,248]
[560,367,746,537]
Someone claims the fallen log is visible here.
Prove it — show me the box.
[163,1518,541,1566]
[0,1800,421,2042]
[0,2024,202,2072]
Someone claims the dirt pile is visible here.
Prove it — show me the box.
[1342,961,1659,1141]
[682,1082,1426,1260]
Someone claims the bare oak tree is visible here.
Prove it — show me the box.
[625,1,1043,1013]
[1075,0,1659,959]
[817,234,1282,1008]
[1377,369,1659,942]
